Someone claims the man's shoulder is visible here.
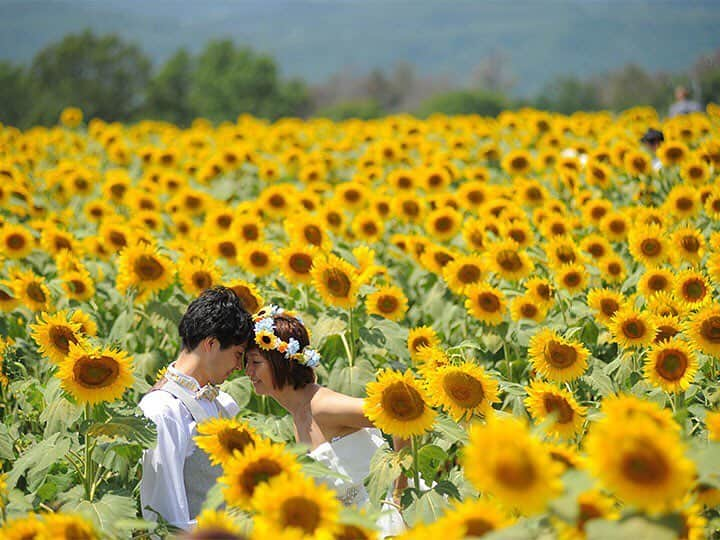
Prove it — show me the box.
[139,390,188,423]
[217,391,240,417]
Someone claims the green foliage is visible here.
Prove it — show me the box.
[143,48,195,125]
[417,89,509,117]
[0,61,33,127]
[316,99,384,121]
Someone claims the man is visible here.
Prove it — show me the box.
[140,286,252,531]
[640,128,664,172]
[668,86,702,118]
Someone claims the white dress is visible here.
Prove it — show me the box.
[308,427,405,537]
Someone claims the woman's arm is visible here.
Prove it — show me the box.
[313,391,375,429]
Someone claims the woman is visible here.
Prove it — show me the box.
[244,305,405,536]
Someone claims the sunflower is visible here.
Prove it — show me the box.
[0,223,34,259]
[278,245,317,285]
[29,311,85,364]
[555,490,618,540]
[502,149,533,176]
[681,159,710,185]
[318,206,346,234]
[13,270,52,312]
[365,285,408,322]
[289,214,333,251]
[98,220,131,253]
[425,362,499,421]
[706,410,720,442]
[351,211,384,243]
[525,381,586,439]
[258,183,297,219]
[239,242,276,278]
[555,263,588,295]
[528,328,589,382]
[462,416,563,515]
[422,166,452,192]
[485,240,534,281]
[70,309,97,336]
[252,473,339,539]
[407,327,440,361]
[586,288,626,326]
[311,255,360,309]
[363,369,436,438]
[0,279,20,312]
[219,439,302,509]
[388,168,416,192]
[461,218,486,251]
[434,498,514,539]
[704,187,720,220]
[674,270,711,309]
[0,514,46,539]
[61,270,96,302]
[57,342,134,405]
[638,268,674,298]
[644,337,698,394]
[179,258,221,296]
[413,346,451,377]
[584,415,694,513]
[457,180,490,212]
[116,243,175,303]
[419,244,457,275]
[579,235,612,262]
[544,441,582,473]
[665,185,700,220]
[392,194,425,224]
[657,140,689,166]
[195,417,258,467]
[581,199,613,226]
[333,522,377,540]
[424,207,462,243]
[42,513,98,540]
[442,255,484,295]
[40,226,82,257]
[510,294,548,323]
[226,279,263,314]
[609,307,657,349]
[597,254,626,284]
[524,277,555,308]
[628,224,670,267]
[671,226,705,265]
[464,282,507,326]
[601,393,679,433]
[685,303,720,357]
[544,237,583,270]
[623,149,652,176]
[194,509,244,537]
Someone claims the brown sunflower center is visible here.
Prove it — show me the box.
[476,292,501,313]
[411,337,430,352]
[402,200,420,217]
[609,219,626,235]
[622,319,646,339]
[54,236,73,252]
[495,452,536,489]
[676,197,694,211]
[511,156,528,170]
[428,174,443,187]
[509,229,527,244]
[458,264,481,284]
[545,341,577,369]
[700,316,720,343]
[377,295,399,314]
[133,255,165,281]
[640,238,661,257]
[543,394,575,423]
[578,502,605,531]
[281,496,321,534]
[655,349,688,381]
[435,216,455,234]
[6,233,26,250]
[50,325,79,354]
[240,459,283,497]
[680,235,700,253]
[218,428,255,455]
[526,187,542,201]
[535,283,552,300]
[587,243,605,258]
[556,247,576,264]
[326,212,342,227]
[344,189,361,203]
[219,241,237,259]
[289,253,313,274]
[250,251,269,268]
[682,279,706,301]
[381,382,425,421]
[241,224,259,241]
[232,286,260,314]
[322,268,352,298]
[520,303,538,318]
[217,215,232,229]
[591,207,607,221]
[362,221,378,236]
[397,176,413,189]
[110,184,127,198]
[607,262,622,276]
[621,442,670,485]
[192,271,213,290]
[647,274,669,291]
[464,518,495,537]
[185,195,202,210]
[442,371,485,408]
[600,298,620,318]
[109,231,128,248]
[434,251,454,268]
[303,225,323,246]
[497,250,522,272]
[335,524,370,540]
[73,355,119,388]
[27,282,47,303]
[563,271,582,288]
[269,194,286,208]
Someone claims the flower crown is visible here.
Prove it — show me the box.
[252,305,321,369]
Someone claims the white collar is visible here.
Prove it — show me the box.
[167,362,201,391]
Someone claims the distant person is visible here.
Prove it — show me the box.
[668,86,701,117]
[640,128,664,172]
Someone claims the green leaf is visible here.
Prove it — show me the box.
[66,493,140,537]
[222,376,254,409]
[402,489,449,527]
[301,456,352,482]
[201,482,225,512]
[6,433,70,491]
[311,314,347,347]
[40,378,82,436]
[146,300,183,325]
[583,369,616,398]
[87,413,157,448]
[689,441,720,486]
[433,413,469,444]
[108,310,134,344]
[366,317,409,360]
[0,423,15,460]
[586,515,681,540]
[365,447,405,505]
[416,445,447,484]
[433,480,461,500]
[327,358,375,397]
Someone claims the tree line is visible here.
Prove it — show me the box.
[1,30,719,128]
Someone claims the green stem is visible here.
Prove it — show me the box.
[84,403,94,501]
[348,307,355,368]
[411,435,421,494]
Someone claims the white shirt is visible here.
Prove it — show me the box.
[139,364,239,531]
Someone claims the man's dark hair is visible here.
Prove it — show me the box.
[178,286,252,351]
[247,315,315,390]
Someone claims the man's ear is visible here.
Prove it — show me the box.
[202,336,219,353]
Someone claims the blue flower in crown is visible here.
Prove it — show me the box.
[286,337,300,358]
[302,348,321,368]
[254,317,275,334]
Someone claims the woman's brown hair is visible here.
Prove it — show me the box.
[248,314,316,390]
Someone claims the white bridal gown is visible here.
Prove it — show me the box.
[308,427,406,537]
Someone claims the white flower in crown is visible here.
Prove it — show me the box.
[254,316,275,334]
[286,337,300,358]
[302,348,321,368]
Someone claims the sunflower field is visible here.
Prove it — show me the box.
[2,105,720,539]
